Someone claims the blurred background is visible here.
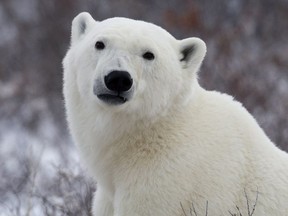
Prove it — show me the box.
[0,0,287,215]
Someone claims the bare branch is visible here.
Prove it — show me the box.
[180,202,188,216]
[191,202,198,216]
[205,201,208,216]
[250,188,259,216]
[228,210,236,216]
[236,205,243,216]
[244,188,251,216]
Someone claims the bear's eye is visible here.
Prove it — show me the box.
[142,52,155,60]
[95,41,105,50]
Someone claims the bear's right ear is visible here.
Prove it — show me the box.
[71,12,97,45]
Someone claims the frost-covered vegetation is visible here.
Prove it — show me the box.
[0,0,287,215]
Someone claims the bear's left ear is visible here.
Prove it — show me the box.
[178,37,207,71]
[71,12,97,46]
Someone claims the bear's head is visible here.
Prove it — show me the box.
[63,12,206,122]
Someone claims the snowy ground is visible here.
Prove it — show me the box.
[0,103,94,216]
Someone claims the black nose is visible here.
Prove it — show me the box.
[104,71,133,92]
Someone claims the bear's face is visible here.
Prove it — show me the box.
[63,13,206,120]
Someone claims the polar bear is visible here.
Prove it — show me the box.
[63,12,288,216]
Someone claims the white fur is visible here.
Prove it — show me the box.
[63,12,288,216]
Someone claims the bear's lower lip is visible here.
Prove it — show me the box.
[97,94,127,105]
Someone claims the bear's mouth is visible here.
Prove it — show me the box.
[97,94,127,105]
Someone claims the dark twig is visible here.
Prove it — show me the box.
[244,188,251,215]
[191,202,198,216]
[250,188,259,216]
[244,187,259,216]
[180,202,188,216]
[236,205,243,216]
[228,210,236,216]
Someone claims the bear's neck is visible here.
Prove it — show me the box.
[77,85,204,183]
